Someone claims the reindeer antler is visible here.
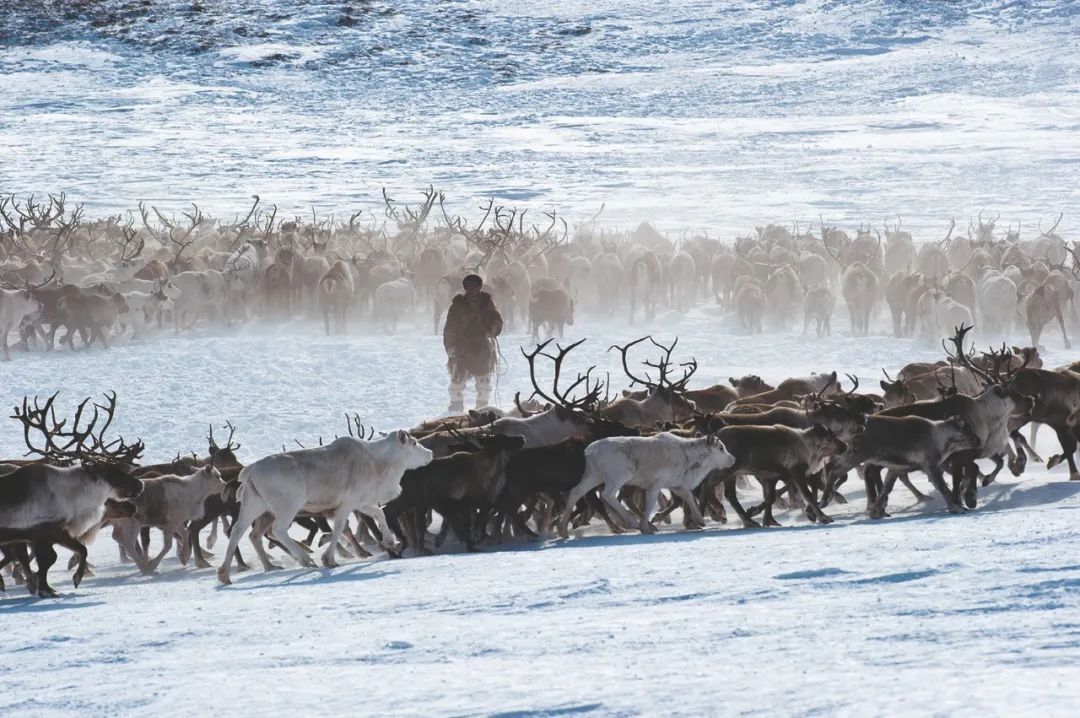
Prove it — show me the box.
[943,324,996,386]
[607,336,657,389]
[523,339,603,411]
[12,391,143,465]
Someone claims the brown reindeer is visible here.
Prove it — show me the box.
[318,260,354,335]
[602,336,699,426]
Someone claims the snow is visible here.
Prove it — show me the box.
[3,313,1080,715]
[0,2,1077,235]
[2,0,1080,712]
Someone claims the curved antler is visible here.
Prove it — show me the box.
[607,336,657,389]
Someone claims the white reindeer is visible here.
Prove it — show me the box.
[217,431,432,585]
[557,433,736,537]
[112,465,224,574]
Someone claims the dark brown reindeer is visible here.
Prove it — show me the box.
[871,327,1036,513]
[1,392,144,596]
[694,423,849,528]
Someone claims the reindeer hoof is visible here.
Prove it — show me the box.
[264,562,284,571]
[1071,473,1080,482]
[1047,455,1063,470]
[815,513,834,525]
[217,568,232,586]
[741,519,762,529]
[321,555,339,569]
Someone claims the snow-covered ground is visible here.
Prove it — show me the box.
[3,313,1080,715]
[1,1,1078,235]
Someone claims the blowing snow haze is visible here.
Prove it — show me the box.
[1,1,1077,232]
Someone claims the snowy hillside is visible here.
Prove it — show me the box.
[0,1,1077,234]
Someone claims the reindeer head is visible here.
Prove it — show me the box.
[729,374,771,397]
[808,423,848,457]
[207,421,241,469]
[609,336,699,421]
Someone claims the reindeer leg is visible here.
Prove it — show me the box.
[982,454,1005,487]
[51,531,89,588]
[1008,434,1028,476]
[671,486,706,529]
[790,472,832,524]
[30,540,59,598]
[342,523,372,559]
[600,485,639,532]
[760,479,782,528]
[892,473,927,502]
[321,510,350,568]
[867,467,893,518]
[723,475,760,528]
[638,487,661,535]
[248,515,283,572]
[862,465,881,514]
[1056,306,1071,349]
[1048,427,1080,480]
[927,467,962,513]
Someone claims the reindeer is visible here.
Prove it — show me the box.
[824,227,878,335]
[0,276,45,360]
[529,285,575,340]
[1,392,144,596]
[873,327,1036,511]
[1025,281,1071,349]
[603,336,699,426]
[218,430,433,585]
[556,432,736,537]
[628,251,661,324]
[56,289,129,350]
[317,260,354,335]
[803,286,835,337]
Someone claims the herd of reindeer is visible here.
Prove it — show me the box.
[0,190,1076,349]
[1,189,1079,598]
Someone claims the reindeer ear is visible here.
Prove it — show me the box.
[729,377,738,387]
[397,430,408,443]
[880,380,891,392]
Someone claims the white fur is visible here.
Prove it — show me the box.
[557,433,735,537]
[373,277,415,332]
[217,431,433,584]
[0,287,42,360]
[113,466,224,573]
